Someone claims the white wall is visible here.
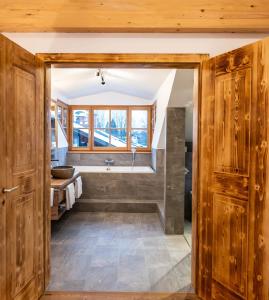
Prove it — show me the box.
[152,69,195,148]
[51,87,69,103]
[168,70,194,108]
[57,122,68,148]
[67,91,152,106]
[152,70,176,149]
[3,33,268,56]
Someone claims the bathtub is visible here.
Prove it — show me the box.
[74,165,154,174]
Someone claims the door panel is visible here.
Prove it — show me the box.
[1,34,45,300]
[214,68,251,175]
[212,195,248,297]
[199,39,269,300]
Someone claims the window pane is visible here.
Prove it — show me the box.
[51,129,56,148]
[57,106,62,123]
[111,110,127,128]
[131,130,148,148]
[73,110,89,127]
[131,110,148,128]
[111,129,127,148]
[94,129,110,147]
[94,110,109,128]
[73,128,89,147]
[63,108,68,127]
[51,110,56,129]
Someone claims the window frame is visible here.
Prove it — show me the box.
[56,99,69,138]
[51,99,58,149]
[69,105,152,152]
[92,106,129,151]
[69,105,91,150]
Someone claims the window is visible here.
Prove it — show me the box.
[69,106,151,152]
[94,109,127,149]
[57,100,69,136]
[72,110,90,148]
[51,101,57,149]
[131,109,148,148]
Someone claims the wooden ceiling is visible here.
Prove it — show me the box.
[1,0,269,33]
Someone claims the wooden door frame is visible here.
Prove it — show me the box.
[37,53,209,299]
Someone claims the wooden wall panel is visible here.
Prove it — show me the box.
[212,195,248,297]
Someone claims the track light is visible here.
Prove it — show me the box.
[101,74,105,85]
[96,69,106,85]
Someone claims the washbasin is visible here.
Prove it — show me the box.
[51,166,75,179]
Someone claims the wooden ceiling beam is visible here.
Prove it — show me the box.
[36,53,209,68]
[1,1,269,33]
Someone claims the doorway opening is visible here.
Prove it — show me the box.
[40,53,204,295]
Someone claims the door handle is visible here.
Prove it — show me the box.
[2,186,19,193]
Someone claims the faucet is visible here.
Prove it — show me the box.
[104,159,114,170]
[131,147,136,167]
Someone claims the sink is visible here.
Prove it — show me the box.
[51,166,75,179]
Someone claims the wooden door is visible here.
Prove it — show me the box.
[198,39,269,300]
[0,35,45,300]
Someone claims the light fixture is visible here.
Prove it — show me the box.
[96,69,106,85]
[101,74,105,85]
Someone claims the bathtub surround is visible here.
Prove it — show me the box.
[73,152,164,213]
[75,169,163,205]
[164,108,185,234]
[74,166,154,173]
[67,152,151,167]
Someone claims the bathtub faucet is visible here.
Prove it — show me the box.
[104,159,114,167]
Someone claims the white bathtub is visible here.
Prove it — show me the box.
[75,165,154,174]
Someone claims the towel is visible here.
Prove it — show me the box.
[66,183,75,210]
[75,176,83,199]
[50,188,54,207]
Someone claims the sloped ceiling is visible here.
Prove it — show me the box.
[51,68,172,100]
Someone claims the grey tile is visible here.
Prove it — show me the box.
[48,212,191,292]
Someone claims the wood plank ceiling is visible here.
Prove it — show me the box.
[1,0,269,33]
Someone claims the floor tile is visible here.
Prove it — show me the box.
[49,212,191,292]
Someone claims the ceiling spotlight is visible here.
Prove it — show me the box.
[96,69,106,85]
[101,74,105,85]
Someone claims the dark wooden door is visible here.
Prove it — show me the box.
[198,39,269,300]
[0,35,45,300]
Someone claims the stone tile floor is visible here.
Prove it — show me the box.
[48,212,192,292]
